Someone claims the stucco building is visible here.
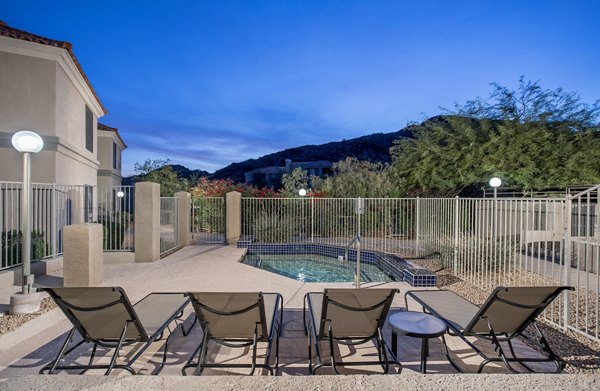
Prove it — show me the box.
[0,21,126,187]
[97,123,126,188]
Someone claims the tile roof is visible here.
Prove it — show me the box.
[0,20,107,115]
[98,122,127,148]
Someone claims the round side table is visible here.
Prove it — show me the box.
[389,311,448,373]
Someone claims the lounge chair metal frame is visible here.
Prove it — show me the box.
[405,286,574,374]
[182,292,283,376]
[39,288,190,375]
[303,288,399,375]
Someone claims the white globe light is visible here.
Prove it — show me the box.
[298,188,307,196]
[116,191,125,198]
[11,130,44,153]
[489,177,502,188]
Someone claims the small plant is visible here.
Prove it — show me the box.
[1,230,49,267]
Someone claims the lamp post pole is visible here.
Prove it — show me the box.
[299,188,307,241]
[21,151,33,294]
[9,130,44,314]
[489,177,502,242]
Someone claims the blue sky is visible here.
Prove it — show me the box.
[3,1,599,175]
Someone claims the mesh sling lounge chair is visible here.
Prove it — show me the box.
[182,292,283,376]
[303,288,399,375]
[40,287,190,375]
[405,286,574,373]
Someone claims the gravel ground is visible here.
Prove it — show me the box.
[0,297,56,335]
[409,258,600,375]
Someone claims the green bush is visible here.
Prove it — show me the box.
[99,220,124,250]
[1,230,49,267]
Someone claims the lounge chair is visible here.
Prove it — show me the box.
[39,287,190,375]
[405,286,574,373]
[182,292,283,376]
[303,288,398,374]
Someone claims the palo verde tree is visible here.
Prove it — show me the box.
[391,77,600,195]
[133,158,190,196]
[280,167,310,197]
[311,157,402,198]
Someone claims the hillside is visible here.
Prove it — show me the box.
[122,124,416,185]
[210,128,413,182]
[122,164,210,186]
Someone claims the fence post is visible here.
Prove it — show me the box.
[52,183,57,259]
[311,196,315,243]
[454,196,459,275]
[175,192,192,247]
[134,182,161,262]
[226,191,241,245]
[563,194,572,332]
[415,197,420,257]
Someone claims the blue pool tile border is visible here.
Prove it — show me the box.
[237,241,436,287]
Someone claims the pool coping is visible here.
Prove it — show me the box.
[237,242,437,287]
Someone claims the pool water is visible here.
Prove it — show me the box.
[241,254,391,283]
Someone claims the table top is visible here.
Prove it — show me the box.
[388,311,447,338]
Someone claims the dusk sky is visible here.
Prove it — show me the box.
[3,1,599,175]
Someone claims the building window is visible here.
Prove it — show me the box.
[113,142,117,169]
[85,106,93,152]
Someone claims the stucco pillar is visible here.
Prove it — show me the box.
[63,223,103,287]
[226,191,241,245]
[175,191,192,247]
[135,182,161,262]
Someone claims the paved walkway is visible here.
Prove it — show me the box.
[0,244,562,380]
[1,373,598,391]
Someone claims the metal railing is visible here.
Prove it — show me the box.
[241,192,600,342]
[192,197,225,243]
[96,186,135,252]
[1,182,135,270]
[160,197,179,256]
[241,197,417,254]
[344,234,362,288]
[564,185,600,341]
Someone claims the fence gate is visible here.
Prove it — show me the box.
[564,185,600,341]
[192,197,225,243]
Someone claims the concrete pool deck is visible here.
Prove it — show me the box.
[0,244,587,389]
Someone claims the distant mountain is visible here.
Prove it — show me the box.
[170,164,211,180]
[210,128,414,183]
[122,123,417,186]
[122,164,210,186]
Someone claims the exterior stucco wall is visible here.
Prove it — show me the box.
[0,147,56,183]
[97,134,112,169]
[97,173,121,188]
[55,151,97,186]
[0,51,56,136]
[55,63,97,162]
[0,39,102,185]
[97,130,123,185]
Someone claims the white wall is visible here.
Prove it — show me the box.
[0,40,102,185]
[0,52,56,136]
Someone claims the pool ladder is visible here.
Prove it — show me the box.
[344,234,363,288]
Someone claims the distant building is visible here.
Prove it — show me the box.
[244,159,332,188]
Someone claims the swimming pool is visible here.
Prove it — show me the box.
[241,254,391,283]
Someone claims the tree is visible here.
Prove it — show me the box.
[280,168,309,197]
[451,76,599,127]
[391,78,600,195]
[134,159,189,196]
[190,177,279,198]
[311,157,402,197]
